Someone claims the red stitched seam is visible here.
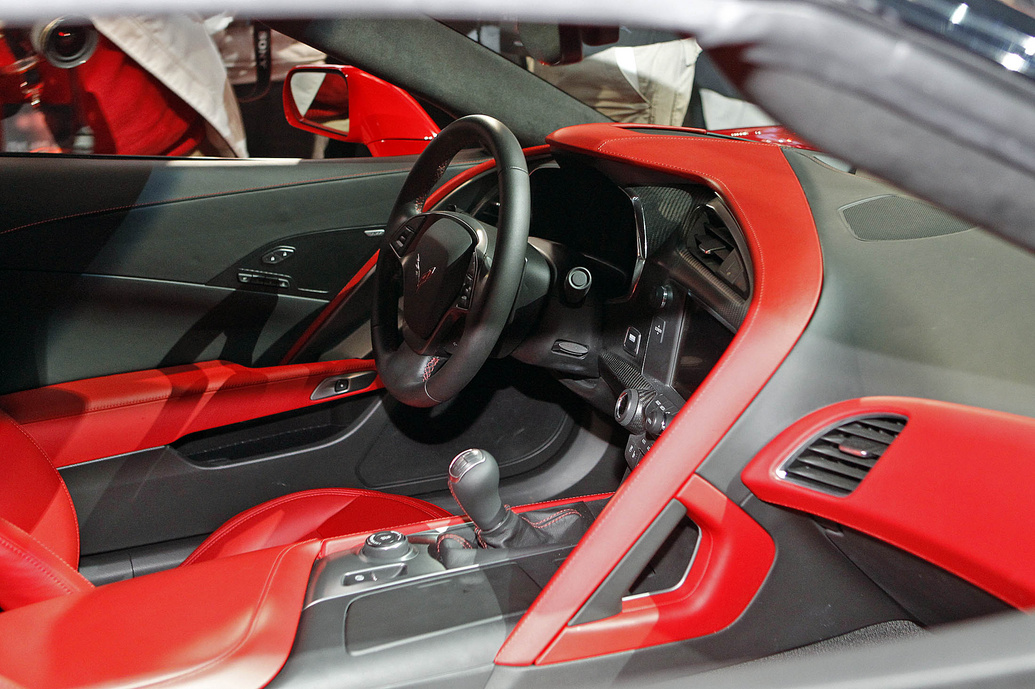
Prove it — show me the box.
[0,409,81,560]
[590,133,769,154]
[438,533,473,549]
[0,168,413,238]
[0,531,80,597]
[519,510,581,531]
[9,364,373,425]
[517,504,583,525]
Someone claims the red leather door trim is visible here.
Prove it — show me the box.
[496,124,823,665]
[0,541,320,689]
[0,359,382,468]
[537,476,774,663]
[742,396,1035,609]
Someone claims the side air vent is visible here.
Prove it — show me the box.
[778,416,907,496]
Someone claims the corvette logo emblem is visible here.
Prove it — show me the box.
[415,254,436,292]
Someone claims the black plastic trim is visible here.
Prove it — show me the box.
[570,499,687,625]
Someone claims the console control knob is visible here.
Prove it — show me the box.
[649,283,673,310]
[361,530,411,561]
[563,267,592,304]
[644,406,673,438]
[615,388,647,435]
[448,449,508,532]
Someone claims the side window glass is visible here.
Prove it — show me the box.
[0,16,438,159]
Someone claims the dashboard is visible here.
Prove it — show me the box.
[459,146,753,466]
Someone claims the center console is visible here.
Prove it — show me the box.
[269,449,610,689]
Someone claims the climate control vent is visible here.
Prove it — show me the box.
[778,416,907,496]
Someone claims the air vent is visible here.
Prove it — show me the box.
[778,416,907,495]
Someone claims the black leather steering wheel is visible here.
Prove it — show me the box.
[371,115,530,407]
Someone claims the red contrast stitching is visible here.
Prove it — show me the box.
[422,357,441,382]
[0,529,83,597]
[519,509,582,531]
[0,409,81,560]
[437,533,474,549]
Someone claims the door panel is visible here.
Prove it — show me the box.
[59,360,623,557]
[0,154,468,393]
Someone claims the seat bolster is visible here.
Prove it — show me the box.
[0,518,93,610]
[182,488,452,567]
[0,412,79,568]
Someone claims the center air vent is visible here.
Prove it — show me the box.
[778,416,907,496]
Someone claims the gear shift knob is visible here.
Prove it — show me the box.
[448,448,507,531]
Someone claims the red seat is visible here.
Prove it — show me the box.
[0,410,451,610]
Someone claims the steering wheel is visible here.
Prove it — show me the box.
[371,115,530,408]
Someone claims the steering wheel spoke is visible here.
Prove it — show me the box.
[388,214,428,260]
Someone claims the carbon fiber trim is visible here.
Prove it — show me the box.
[674,246,750,329]
[599,350,655,397]
[628,185,715,256]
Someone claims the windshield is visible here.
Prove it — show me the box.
[447,21,779,132]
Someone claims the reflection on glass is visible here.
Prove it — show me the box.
[290,70,349,134]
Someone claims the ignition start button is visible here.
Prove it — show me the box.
[361,530,411,561]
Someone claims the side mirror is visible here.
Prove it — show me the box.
[284,65,439,156]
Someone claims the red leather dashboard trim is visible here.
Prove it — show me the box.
[496,124,823,665]
[0,541,320,689]
[538,476,773,663]
[0,359,382,468]
[741,396,1035,609]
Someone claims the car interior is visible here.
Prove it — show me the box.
[1,5,1035,689]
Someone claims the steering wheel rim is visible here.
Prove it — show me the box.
[372,114,530,407]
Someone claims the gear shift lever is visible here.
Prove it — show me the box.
[448,448,508,531]
[443,447,592,556]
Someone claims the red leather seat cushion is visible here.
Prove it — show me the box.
[182,488,453,566]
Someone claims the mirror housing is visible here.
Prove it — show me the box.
[284,65,439,156]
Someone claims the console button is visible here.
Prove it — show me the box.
[343,563,406,586]
[623,327,641,356]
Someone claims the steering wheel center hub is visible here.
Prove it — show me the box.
[401,216,475,341]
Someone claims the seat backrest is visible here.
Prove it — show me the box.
[0,411,92,609]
